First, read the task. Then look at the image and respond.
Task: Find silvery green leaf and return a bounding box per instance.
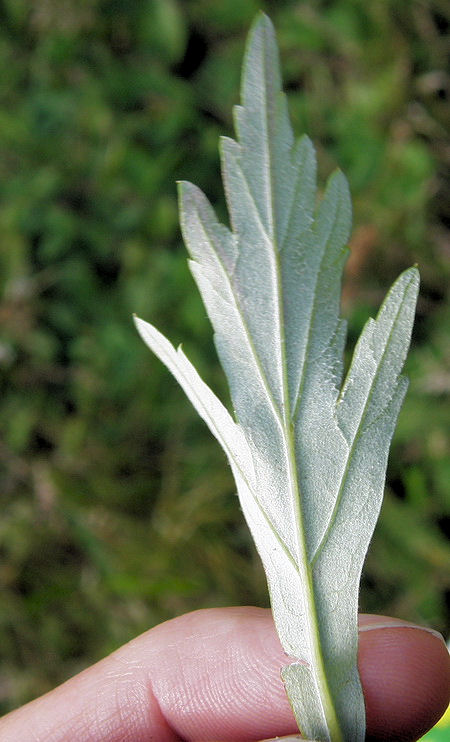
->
[135,13,419,742]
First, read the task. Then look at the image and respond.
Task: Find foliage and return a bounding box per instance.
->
[137,15,419,739]
[0,0,449,715]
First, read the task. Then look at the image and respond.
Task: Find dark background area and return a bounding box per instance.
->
[0,0,449,715]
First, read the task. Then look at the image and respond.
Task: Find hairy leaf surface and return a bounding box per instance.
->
[135,13,419,742]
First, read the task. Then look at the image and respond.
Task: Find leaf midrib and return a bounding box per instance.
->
[258,26,344,737]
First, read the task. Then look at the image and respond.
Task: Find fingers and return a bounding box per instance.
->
[0,607,448,742]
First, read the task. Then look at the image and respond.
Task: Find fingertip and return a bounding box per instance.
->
[359,620,450,741]
[150,609,450,741]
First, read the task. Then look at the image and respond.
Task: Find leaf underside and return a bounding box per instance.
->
[135,13,419,742]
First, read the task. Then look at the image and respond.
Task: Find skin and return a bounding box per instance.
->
[0,607,448,742]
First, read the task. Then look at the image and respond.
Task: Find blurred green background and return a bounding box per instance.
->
[0,0,449,723]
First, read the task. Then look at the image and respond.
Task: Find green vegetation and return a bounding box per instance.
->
[0,0,448,715]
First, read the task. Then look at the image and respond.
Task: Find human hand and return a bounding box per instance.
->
[0,607,448,741]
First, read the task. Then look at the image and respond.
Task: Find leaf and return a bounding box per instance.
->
[134,13,419,742]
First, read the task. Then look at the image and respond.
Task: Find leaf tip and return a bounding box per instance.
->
[328,167,350,195]
[400,265,420,294]
[133,314,145,336]
[410,264,420,280]
[243,12,279,90]
[177,180,205,224]
[248,11,277,56]
[176,179,190,197]
[250,10,274,34]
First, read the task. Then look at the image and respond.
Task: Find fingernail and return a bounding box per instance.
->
[359,621,446,644]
